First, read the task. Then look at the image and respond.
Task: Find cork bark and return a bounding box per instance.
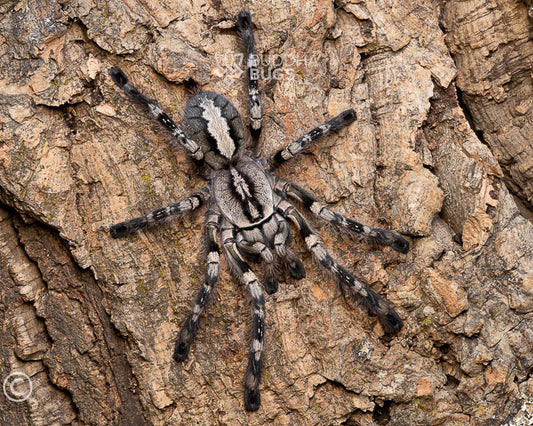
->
[1,0,531,425]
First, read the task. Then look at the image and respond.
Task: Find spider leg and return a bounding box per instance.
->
[274,178,409,253]
[237,8,262,141]
[221,221,265,411]
[110,187,209,238]
[276,196,403,334]
[272,214,306,280]
[174,210,221,361]
[236,232,278,294]
[108,66,204,161]
[263,109,357,168]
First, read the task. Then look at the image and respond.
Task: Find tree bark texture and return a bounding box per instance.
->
[0,0,531,425]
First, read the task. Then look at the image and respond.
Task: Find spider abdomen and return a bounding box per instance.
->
[212,160,274,228]
[183,91,246,168]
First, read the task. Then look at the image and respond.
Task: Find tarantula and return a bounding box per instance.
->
[108,9,408,411]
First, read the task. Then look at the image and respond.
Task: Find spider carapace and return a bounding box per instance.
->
[108,9,409,412]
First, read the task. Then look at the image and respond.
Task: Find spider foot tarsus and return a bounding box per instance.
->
[334,108,357,128]
[376,230,410,254]
[109,223,127,239]
[391,235,409,254]
[108,66,129,88]
[173,339,191,362]
[244,354,263,411]
[244,386,261,412]
[173,317,196,361]
[110,218,146,238]
[343,218,410,254]
[361,286,403,334]
[287,257,306,280]
[335,263,403,334]
[263,274,279,295]
[237,7,252,30]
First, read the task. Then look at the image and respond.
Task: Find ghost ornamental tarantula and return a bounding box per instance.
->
[108,9,409,411]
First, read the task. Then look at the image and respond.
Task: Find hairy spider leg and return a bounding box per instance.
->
[174,210,221,361]
[274,179,410,254]
[235,213,306,295]
[110,187,209,238]
[235,230,279,294]
[237,8,262,140]
[108,67,204,161]
[271,214,306,281]
[221,221,265,412]
[275,196,403,334]
[265,108,357,168]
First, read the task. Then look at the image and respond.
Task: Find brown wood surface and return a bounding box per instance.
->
[0,1,531,424]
